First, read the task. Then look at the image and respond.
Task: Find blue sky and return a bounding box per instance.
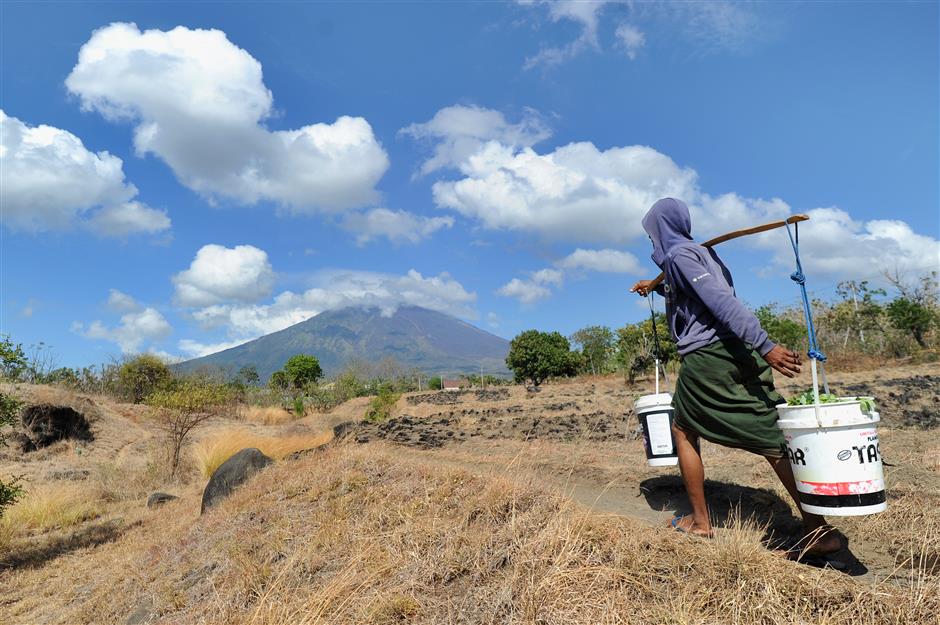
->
[1,0,938,370]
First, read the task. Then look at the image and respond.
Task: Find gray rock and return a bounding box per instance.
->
[48,468,91,480]
[284,443,330,461]
[147,492,178,508]
[125,599,153,625]
[332,420,358,439]
[200,448,273,514]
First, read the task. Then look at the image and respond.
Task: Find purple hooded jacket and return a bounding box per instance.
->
[642,198,775,357]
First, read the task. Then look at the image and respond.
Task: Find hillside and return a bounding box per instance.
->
[177,306,511,380]
[1,365,938,623]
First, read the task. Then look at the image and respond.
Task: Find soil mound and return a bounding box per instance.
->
[838,374,940,428]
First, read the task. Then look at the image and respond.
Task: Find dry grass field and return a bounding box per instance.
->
[0,363,938,624]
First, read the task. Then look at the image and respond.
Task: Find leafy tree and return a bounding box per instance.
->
[269,370,289,391]
[236,365,260,386]
[886,298,935,348]
[505,330,579,387]
[0,335,28,381]
[882,271,938,349]
[570,325,615,375]
[42,367,81,387]
[615,313,676,383]
[0,392,25,516]
[427,376,443,390]
[283,354,323,390]
[825,281,886,349]
[147,380,232,477]
[118,354,172,403]
[755,305,807,351]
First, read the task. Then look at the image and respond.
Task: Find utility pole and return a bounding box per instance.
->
[480,364,484,389]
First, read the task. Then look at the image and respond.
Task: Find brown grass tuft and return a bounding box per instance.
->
[192,428,333,478]
[237,405,294,426]
[1,484,103,536]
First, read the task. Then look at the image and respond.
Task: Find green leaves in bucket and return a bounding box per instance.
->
[786,389,877,413]
[787,390,842,406]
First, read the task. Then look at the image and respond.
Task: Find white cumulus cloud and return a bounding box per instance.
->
[557,248,642,274]
[87,200,171,237]
[496,267,564,305]
[756,208,940,279]
[0,110,169,236]
[430,140,699,243]
[75,306,172,353]
[531,268,565,286]
[496,278,553,305]
[65,22,389,213]
[178,338,251,358]
[188,269,477,341]
[401,104,551,175]
[413,104,939,284]
[173,244,276,307]
[341,208,454,245]
[498,249,642,306]
[107,289,140,312]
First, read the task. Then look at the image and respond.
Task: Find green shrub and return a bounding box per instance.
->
[118,354,172,403]
[0,392,24,516]
[755,305,807,351]
[365,385,400,423]
[0,335,28,381]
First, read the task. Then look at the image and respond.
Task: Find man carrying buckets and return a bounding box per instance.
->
[631,198,843,556]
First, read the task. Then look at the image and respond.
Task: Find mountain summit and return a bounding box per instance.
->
[177,306,510,380]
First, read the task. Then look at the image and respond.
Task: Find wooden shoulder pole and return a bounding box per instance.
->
[646,214,809,290]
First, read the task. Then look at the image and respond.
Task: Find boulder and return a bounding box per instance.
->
[200,448,272,514]
[147,492,178,508]
[20,404,93,450]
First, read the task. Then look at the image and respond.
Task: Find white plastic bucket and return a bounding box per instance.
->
[635,393,678,467]
[776,398,886,516]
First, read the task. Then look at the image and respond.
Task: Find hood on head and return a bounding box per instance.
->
[642,198,693,268]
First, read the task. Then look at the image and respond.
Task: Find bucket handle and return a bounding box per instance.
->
[810,358,823,429]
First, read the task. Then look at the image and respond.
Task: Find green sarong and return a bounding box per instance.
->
[673,339,787,457]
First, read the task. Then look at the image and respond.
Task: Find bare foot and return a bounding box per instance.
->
[669,515,714,538]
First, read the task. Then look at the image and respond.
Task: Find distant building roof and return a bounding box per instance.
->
[442,379,469,389]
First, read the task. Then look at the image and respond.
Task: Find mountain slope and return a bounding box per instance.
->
[177,306,510,380]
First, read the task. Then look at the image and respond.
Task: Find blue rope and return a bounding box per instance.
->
[784,221,826,362]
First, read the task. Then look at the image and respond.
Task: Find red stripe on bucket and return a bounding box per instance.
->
[801,480,882,496]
